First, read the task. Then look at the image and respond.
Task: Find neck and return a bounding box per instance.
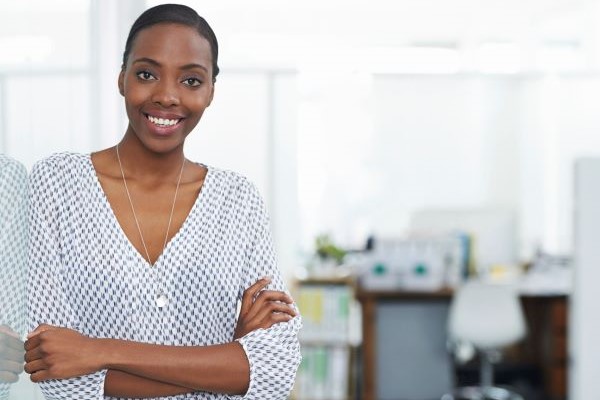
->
[116,130,185,181]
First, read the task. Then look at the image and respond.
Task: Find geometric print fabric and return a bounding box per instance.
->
[0,155,28,400]
[27,152,302,400]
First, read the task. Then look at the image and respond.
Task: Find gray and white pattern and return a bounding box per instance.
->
[27,152,302,400]
[0,155,28,399]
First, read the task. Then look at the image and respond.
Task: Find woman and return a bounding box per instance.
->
[24,4,301,399]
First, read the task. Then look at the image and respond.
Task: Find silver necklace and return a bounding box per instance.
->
[116,144,186,308]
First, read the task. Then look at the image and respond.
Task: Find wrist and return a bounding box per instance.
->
[94,338,118,370]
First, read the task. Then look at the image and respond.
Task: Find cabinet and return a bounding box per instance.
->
[356,289,568,400]
[521,295,568,400]
[293,278,360,400]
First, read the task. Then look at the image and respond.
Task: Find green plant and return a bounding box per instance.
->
[315,234,346,264]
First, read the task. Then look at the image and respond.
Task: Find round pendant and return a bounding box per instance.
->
[156,293,169,308]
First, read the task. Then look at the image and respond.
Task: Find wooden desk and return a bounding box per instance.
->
[357,289,568,400]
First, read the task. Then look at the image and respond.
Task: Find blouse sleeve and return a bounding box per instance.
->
[27,159,107,400]
[0,158,28,400]
[231,183,302,400]
[0,158,27,335]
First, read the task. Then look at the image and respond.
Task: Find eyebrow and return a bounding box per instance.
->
[132,57,209,72]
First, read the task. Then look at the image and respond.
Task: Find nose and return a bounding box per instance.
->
[151,78,180,107]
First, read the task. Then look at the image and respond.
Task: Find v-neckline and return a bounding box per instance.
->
[85,154,210,268]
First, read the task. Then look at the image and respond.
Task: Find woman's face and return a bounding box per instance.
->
[118,23,215,153]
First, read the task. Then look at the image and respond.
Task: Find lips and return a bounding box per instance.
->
[140,111,186,137]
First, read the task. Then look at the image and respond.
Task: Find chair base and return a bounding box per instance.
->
[441,386,524,400]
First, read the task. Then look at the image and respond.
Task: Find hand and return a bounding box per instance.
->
[24,324,102,382]
[0,325,24,383]
[233,277,297,340]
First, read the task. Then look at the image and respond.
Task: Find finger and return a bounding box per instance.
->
[245,290,293,321]
[268,312,295,325]
[254,302,297,324]
[24,359,46,375]
[0,371,18,384]
[30,370,49,383]
[0,360,24,375]
[24,335,41,352]
[258,311,295,330]
[244,301,295,329]
[240,277,271,316]
[24,347,43,363]
[253,290,294,309]
[255,290,294,304]
[27,324,54,339]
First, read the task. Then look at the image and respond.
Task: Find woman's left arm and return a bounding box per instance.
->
[228,183,302,399]
[24,325,251,395]
[24,275,298,397]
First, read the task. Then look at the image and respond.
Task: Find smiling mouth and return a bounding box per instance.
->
[145,113,183,127]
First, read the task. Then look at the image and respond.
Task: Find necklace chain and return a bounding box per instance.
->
[116,144,186,266]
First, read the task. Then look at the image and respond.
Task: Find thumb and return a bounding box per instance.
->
[27,324,54,339]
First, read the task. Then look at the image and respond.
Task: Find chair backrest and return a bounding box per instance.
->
[448,280,526,349]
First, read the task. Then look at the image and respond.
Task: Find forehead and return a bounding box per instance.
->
[128,23,212,67]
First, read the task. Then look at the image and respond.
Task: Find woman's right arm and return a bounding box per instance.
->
[104,371,191,397]
[27,160,110,399]
[31,277,292,398]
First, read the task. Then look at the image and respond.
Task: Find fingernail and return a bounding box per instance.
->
[261,276,272,282]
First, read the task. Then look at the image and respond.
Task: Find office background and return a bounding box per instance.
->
[3,0,600,398]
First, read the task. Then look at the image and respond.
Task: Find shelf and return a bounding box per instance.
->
[294,278,359,400]
[295,276,355,286]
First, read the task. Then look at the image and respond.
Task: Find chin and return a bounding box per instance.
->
[137,135,185,154]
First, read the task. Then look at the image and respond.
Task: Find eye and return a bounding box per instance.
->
[182,77,202,87]
[136,70,156,81]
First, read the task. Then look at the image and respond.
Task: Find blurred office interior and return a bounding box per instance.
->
[2,0,600,399]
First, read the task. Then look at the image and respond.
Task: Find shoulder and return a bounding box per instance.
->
[0,155,27,205]
[0,154,27,184]
[205,165,263,201]
[31,152,87,172]
[203,166,268,224]
[31,152,88,176]
[29,152,89,191]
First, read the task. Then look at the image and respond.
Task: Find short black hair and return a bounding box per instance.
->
[122,3,219,82]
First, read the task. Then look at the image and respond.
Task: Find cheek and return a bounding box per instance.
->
[188,91,212,109]
[123,76,150,105]
[186,94,211,117]
[123,85,146,107]
[123,97,141,122]
[123,91,149,122]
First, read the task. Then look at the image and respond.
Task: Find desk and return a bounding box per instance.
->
[357,289,568,400]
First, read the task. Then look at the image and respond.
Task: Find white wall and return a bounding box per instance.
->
[519,75,600,255]
[371,74,520,230]
[4,74,92,168]
[296,72,600,262]
[296,74,522,252]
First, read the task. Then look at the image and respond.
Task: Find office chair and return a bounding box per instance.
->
[442,280,526,400]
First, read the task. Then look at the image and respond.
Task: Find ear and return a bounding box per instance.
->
[118,68,125,97]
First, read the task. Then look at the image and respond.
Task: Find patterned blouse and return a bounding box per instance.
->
[27,153,302,400]
[0,155,27,400]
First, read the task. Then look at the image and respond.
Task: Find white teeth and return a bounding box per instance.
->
[147,115,179,126]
